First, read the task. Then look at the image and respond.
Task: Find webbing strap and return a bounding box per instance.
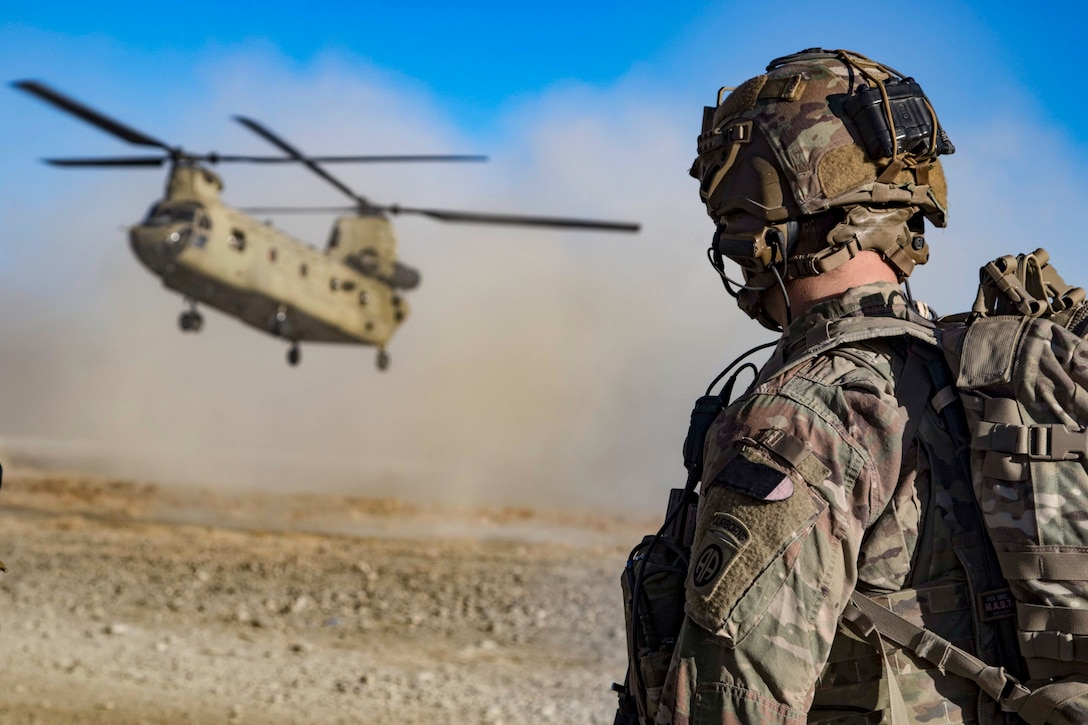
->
[1018,602,1088,635]
[999,551,1088,583]
[700,121,752,203]
[848,593,1034,711]
[1020,631,1088,663]
[930,385,959,415]
[840,597,911,725]
[849,592,1088,724]
[783,239,863,280]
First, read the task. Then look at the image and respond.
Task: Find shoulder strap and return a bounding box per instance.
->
[847,592,1088,725]
[758,313,940,385]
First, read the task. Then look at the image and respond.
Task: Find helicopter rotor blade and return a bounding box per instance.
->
[233,116,365,206]
[13,80,175,152]
[385,205,641,233]
[310,154,487,163]
[43,155,169,167]
[216,154,487,163]
[238,202,640,231]
[39,153,486,167]
[239,206,358,214]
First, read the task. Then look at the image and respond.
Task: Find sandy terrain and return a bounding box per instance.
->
[0,468,653,724]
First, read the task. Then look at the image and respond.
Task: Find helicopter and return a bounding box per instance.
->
[13,80,640,369]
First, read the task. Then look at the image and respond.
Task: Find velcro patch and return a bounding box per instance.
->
[979,588,1016,621]
[711,452,794,501]
[685,484,825,639]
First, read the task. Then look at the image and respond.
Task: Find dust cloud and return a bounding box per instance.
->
[0,51,733,516]
[2,48,1085,516]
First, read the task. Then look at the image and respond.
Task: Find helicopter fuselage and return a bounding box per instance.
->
[128,164,410,348]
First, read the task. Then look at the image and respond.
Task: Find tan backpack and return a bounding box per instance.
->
[823,249,1088,724]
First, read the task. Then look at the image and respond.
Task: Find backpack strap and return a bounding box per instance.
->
[758,312,940,386]
[848,592,1088,725]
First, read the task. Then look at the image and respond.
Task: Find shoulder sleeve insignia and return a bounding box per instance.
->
[691,513,750,590]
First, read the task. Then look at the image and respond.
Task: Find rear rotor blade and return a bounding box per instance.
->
[387,205,641,232]
[233,116,364,205]
[13,80,174,151]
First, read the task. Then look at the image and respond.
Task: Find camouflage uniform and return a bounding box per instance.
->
[657,282,1023,724]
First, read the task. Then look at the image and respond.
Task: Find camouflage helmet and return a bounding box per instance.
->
[692,48,954,326]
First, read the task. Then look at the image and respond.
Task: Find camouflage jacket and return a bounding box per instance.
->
[657,282,1023,725]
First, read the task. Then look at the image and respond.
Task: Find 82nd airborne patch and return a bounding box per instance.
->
[691,513,751,596]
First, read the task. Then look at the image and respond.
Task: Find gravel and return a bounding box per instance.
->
[0,471,648,724]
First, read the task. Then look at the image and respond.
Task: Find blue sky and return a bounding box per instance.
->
[1,2,1081,136]
[0,2,1084,511]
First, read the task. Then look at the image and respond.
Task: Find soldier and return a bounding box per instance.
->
[656,49,1026,723]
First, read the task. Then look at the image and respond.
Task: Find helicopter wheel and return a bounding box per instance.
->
[287,343,301,367]
[179,310,203,333]
[376,349,390,371]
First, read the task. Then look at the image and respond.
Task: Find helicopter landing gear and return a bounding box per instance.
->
[376,348,390,371]
[270,305,289,338]
[287,342,301,367]
[179,308,203,332]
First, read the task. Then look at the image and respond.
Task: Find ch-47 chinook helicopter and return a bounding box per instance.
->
[14,81,640,369]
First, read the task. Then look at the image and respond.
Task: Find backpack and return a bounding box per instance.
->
[865,249,1088,723]
[615,249,1088,725]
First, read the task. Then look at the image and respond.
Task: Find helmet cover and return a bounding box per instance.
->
[692,48,954,326]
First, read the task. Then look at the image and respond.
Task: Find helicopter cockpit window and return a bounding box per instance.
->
[144,203,196,226]
[228,229,247,252]
[143,202,208,232]
[192,209,210,247]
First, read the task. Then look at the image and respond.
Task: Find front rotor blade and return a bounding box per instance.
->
[214,154,487,164]
[388,205,641,232]
[306,154,487,163]
[44,155,167,167]
[233,116,363,205]
[13,80,173,151]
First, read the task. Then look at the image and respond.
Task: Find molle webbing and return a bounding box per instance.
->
[1001,553,1088,582]
[952,255,1088,688]
[972,248,1086,319]
[1017,602,1088,678]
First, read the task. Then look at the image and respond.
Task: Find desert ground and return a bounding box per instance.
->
[0,467,653,724]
